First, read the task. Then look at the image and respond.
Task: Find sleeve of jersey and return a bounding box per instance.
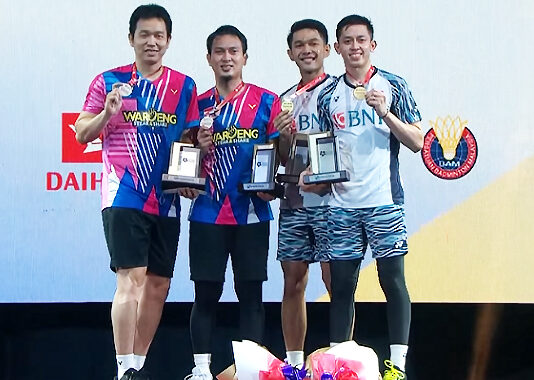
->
[317,84,335,132]
[267,95,281,140]
[390,78,422,124]
[82,74,106,114]
[184,78,200,129]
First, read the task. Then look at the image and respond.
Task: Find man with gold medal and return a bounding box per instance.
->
[317,14,424,380]
[274,19,334,371]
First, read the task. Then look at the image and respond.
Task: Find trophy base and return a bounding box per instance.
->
[162,174,206,193]
[303,170,350,185]
[276,173,300,184]
[239,182,285,199]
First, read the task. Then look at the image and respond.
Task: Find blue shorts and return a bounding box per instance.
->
[327,204,408,260]
[277,206,329,263]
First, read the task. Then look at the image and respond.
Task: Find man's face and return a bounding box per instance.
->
[287,28,330,75]
[207,34,247,81]
[334,24,376,69]
[129,18,170,65]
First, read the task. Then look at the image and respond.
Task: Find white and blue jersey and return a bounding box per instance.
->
[317,68,421,209]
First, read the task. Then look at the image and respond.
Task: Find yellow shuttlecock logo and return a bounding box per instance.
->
[430,116,467,160]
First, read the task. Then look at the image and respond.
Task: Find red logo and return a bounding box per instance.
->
[332,112,346,129]
[62,113,102,163]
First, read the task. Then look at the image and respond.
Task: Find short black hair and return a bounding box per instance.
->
[129,4,172,37]
[206,25,248,54]
[287,19,328,48]
[336,14,374,41]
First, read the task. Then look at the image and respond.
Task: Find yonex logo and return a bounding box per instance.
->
[394,240,405,249]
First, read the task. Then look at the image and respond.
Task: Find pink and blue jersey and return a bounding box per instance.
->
[189,84,280,225]
[83,64,199,217]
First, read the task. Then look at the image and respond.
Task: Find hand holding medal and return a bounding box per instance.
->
[365,89,388,118]
[279,73,328,135]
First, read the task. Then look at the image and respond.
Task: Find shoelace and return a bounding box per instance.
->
[383,360,405,380]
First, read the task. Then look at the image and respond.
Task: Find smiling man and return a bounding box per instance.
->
[185,25,280,380]
[318,14,423,380]
[75,4,199,380]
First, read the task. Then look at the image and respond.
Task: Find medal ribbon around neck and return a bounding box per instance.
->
[206,81,246,118]
[116,62,162,97]
[281,72,327,113]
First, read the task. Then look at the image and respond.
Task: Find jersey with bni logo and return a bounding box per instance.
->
[82,64,199,217]
[279,74,334,210]
[188,83,280,225]
[318,68,421,209]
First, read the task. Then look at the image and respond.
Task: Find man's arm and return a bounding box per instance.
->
[366,89,423,152]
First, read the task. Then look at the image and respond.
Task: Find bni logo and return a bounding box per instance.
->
[61,113,102,163]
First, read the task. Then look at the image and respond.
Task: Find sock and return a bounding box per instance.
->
[133,354,146,371]
[286,351,304,367]
[329,342,340,347]
[116,354,135,378]
[390,344,408,371]
[194,353,212,370]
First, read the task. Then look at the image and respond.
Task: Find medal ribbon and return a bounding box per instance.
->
[129,62,138,86]
[289,72,327,100]
[205,81,246,117]
[128,62,163,87]
[345,65,375,87]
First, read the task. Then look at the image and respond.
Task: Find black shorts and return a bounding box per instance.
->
[102,207,180,278]
[189,221,269,282]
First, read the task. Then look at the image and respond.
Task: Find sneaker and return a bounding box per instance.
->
[114,368,138,380]
[382,360,406,380]
[184,366,213,380]
[134,368,152,380]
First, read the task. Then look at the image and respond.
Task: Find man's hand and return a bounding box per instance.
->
[365,89,388,118]
[104,88,123,118]
[273,110,294,138]
[298,167,331,196]
[197,126,213,154]
[179,187,199,199]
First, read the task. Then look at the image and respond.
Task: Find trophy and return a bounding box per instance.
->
[303,132,349,184]
[276,133,309,184]
[162,142,206,192]
[240,143,284,198]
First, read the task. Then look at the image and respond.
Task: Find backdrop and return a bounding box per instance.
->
[1,0,533,302]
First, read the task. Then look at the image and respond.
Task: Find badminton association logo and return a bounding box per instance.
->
[421,116,477,180]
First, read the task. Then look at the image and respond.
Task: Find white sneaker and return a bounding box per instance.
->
[184,366,213,380]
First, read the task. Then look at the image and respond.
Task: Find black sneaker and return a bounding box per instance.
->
[114,368,139,380]
[134,368,152,380]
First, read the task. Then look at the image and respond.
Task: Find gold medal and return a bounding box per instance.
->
[353,86,366,100]
[281,98,294,113]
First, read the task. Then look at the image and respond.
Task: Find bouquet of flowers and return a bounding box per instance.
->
[308,341,380,380]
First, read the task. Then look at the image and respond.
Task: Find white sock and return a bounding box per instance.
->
[194,353,211,370]
[329,342,340,347]
[133,354,146,370]
[116,354,135,378]
[286,351,304,367]
[389,344,408,371]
